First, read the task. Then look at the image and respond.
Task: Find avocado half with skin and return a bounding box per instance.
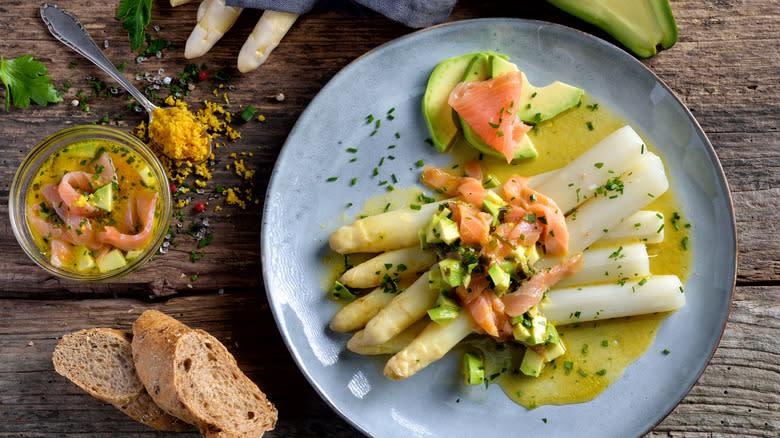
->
[422,51,584,162]
[547,0,678,58]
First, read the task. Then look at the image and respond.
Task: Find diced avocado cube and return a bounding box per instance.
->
[418,228,430,250]
[482,174,501,189]
[482,191,507,226]
[427,266,448,292]
[519,347,546,377]
[462,352,486,385]
[487,263,511,295]
[439,258,464,288]
[330,280,356,301]
[545,323,560,345]
[529,313,549,345]
[125,249,144,260]
[513,323,532,344]
[97,249,127,273]
[137,164,157,188]
[544,338,567,361]
[75,247,96,272]
[434,216,460,245]
[484,190,506,207]
[68,142,98,158]
[427,293,460,324]
[526,244,540,267]
[425,207,455,244]
[88,183,114,212]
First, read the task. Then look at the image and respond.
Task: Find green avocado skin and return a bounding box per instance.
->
[547,0,678,58]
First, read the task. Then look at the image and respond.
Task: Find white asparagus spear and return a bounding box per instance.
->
[338,247,436,289]
[534,125,645,214]
[237,10,298,73]
[358,271,438,346]
[565,152,669,255]
[556,242,650,288]
[601,210,665,244]
[346,319,429,355]
[170,0,193,6]
[384,312,477,380]
[329,202,444,254]
[541,275,686,325]
[329,287,395,333]
[328,170,555,255]
[184,0,243,59]
[382,275,684,380]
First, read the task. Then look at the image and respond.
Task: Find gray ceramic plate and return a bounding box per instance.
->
[262,19,736,437]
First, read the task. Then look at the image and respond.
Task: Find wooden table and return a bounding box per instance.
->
[1,1,777,436]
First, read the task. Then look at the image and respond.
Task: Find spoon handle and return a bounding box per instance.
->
[40,3,156,113]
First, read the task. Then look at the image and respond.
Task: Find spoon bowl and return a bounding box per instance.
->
[40,3,212,162]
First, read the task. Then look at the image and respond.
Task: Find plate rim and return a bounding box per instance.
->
[261,17,737,437]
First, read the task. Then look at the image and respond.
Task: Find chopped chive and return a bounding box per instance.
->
[410,204,421,210]
[594,162,604,169]
[415,159,425,168]
[326,176,338,182]
[350,178,357,186]
[346,147,358,153]
[586,121,594,131]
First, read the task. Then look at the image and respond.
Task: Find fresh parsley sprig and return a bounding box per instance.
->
[115,0,153,52]
[0,55,62,111]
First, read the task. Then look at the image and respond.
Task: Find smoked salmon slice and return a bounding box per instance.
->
[502,254,583,317]
[502,176,569,256]
[448,71,531,163]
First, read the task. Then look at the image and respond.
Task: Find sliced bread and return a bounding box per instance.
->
[132,310,278,437]
[52,328,190,432]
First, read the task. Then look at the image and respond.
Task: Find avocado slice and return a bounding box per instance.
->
[422,52,482,152]
[547,0,678,58]
[490,56,584,124]
[457,54,538,162]
[88,183,114,212]
[423,52,513,152]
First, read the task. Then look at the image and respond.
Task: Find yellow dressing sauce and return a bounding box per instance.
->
[456,95,692,408]
[330,95,692,408]
[25,139,163,274]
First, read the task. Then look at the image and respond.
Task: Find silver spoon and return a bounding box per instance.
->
[40,3,211,162]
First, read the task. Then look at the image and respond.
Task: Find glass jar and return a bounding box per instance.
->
[9,125,172,281]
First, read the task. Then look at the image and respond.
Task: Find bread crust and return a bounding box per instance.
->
[132,310,278,437]
[131,309,198,424]
[52,327,190,432]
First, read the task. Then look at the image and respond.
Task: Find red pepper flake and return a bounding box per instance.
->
[193,202,206,213]
[198,70,208,82]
